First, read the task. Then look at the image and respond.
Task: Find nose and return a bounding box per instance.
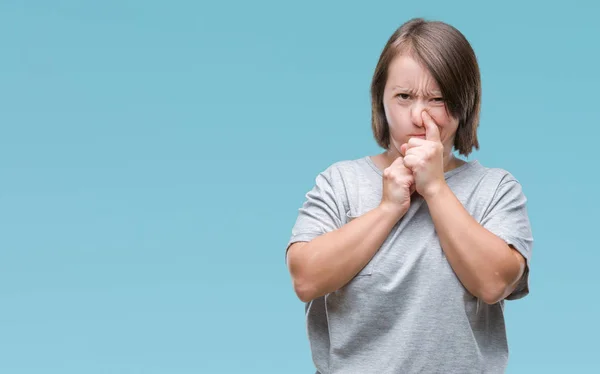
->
[410,102,426,128]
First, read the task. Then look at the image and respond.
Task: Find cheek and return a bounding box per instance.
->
[428,107,452,126]
[428,107,459,133]
[385,104,410,130]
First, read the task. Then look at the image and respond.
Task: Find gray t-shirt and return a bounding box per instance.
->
[286,156,533,374]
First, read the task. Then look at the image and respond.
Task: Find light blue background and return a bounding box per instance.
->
[1,1,598,373]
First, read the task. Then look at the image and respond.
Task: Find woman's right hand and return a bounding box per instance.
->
[380,155,416,217]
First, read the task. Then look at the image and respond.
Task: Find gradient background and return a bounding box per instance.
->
[1,1,598,373]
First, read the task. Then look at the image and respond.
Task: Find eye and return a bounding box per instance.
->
[431,97,445,103]
[397,93,410,100]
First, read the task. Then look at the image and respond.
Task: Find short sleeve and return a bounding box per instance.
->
[285,166,343,263]
[480,179,534,300]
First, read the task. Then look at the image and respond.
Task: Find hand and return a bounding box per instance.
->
[379,155,416,217]
[400,110,446,200]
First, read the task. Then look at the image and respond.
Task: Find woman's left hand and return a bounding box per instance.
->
[400,110,447,200]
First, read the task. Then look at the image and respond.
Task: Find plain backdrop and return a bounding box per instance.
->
[1,1,599,373]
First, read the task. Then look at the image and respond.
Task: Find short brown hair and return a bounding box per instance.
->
[370,18,481,156]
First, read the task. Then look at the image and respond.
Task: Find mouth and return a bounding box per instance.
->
[408,134,426,138]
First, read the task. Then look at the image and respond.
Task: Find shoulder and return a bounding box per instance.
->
[473,162,527,199]
[308,157,377,208]
[479,164,521,186]
[316,156,372,182]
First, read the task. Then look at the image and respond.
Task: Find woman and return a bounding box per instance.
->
[285,18,533,374]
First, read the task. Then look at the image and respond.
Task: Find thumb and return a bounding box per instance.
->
[409,182,416,195]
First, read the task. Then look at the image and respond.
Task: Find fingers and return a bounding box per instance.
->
[391,153,406,167]
[402,137,426,154]
[383,160,414,189]
[408,137,426,147]
[421,110,441,143]
[400,143,407,156]
[395,140,427,172]
[403,154,419,170]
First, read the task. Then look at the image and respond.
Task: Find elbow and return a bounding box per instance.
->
[476,281,508,305]
[477,252,526,305]
[293,277,319,303]
[478,292,504,305]
[287,242,322,302]
[289,258,319,302]
[290,262,323,302]
[288,264,316,302]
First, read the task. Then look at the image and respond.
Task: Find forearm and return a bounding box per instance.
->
[288,205,403,302]
[425,184,525,304]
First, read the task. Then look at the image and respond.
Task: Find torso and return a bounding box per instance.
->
[303,155,514,374]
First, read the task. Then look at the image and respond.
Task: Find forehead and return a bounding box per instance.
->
[386,54,440,91]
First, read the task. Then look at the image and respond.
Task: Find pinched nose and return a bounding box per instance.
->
[410,102,426,127]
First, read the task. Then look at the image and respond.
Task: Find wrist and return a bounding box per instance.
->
[377,202,408,223]
[422,180,449,202]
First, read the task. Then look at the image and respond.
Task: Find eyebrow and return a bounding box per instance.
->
[392,86,442,96]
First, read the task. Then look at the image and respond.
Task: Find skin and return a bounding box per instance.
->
[286,53,526,304]
[372,53,464,180]
[373,54,526,304]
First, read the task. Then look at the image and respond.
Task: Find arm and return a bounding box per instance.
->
[287,204,403,302]
[402,110,530,304]
[425,184,526,304]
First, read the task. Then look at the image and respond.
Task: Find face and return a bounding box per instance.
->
[382,54,459,157]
